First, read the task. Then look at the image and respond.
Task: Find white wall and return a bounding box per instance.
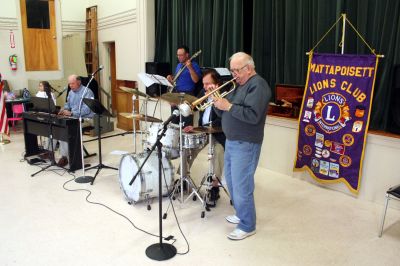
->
[87,0,136,18]
[261,116,400,208]
[59,0,86,21]
[0,0,17,17]
[0,0,24,90]
[0,0,64,91]
[97,0,154,93]
[0,0,153,96]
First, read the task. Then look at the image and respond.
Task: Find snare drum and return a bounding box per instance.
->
[146,123,180,158]
[119,151,174,203]
[182,132,207,149]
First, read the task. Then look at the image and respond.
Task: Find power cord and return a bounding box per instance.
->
[61,171,190,250]
[23,141,190,255]
[162,162,190,255]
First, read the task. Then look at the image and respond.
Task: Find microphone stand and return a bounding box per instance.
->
[128,119,177,261]
[75,75,96,184]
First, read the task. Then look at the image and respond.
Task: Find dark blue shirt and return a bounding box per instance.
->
[174,61,202,93]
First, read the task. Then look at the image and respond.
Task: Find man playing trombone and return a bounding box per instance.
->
[167,45,202,95]
[213,52,271,240]
[166,45,202,128]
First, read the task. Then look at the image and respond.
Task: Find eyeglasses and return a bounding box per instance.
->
[230,64,248,74]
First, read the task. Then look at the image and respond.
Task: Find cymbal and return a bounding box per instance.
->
[160,92,198,105]
[119,112,162,123]
[191,126,222,134]
[119,86,150,98]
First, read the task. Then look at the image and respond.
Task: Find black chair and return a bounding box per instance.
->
[379,184,400,237]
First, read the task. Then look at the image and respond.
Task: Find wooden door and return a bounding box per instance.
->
[110,43,117,113]
[20,0,58,70]
[109,43,139,131]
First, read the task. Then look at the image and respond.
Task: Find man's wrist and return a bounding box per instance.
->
[227,103,233,111]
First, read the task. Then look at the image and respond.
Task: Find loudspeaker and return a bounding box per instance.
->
[387,64,400,134]
[145,62,171,97]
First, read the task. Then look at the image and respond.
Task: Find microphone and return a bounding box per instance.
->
[178,102,192,117]
[58,87,68,97]
[91,65,104,76]
[162,109,180,127]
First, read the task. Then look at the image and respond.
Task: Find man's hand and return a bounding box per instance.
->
[183,126,193,133]
[59,109,72,116]
[186,59,199,83]
[213,97,232,111]
[167,75,174,83]
[185,60,192,69]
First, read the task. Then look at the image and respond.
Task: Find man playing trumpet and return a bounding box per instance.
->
[213,52,271,240]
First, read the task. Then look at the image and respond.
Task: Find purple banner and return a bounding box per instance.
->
[294,53,379,194]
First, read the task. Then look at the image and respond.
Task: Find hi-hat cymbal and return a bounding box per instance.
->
[119,112,162,123]
[119,86,150,98]
[160,92,198,105]
[191,126,222,134]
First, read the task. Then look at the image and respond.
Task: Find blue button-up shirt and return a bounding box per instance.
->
[64,85,95,118]
[174,61,202,93]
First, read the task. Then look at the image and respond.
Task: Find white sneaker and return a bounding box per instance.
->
[225,215,240,224]
[227,228,256,240]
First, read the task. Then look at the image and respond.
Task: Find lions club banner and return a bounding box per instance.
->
[294,53,379,194]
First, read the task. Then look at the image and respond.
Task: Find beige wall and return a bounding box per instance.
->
[261,116,400,208]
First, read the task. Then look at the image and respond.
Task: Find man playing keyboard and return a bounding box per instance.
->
[57,74,94,167]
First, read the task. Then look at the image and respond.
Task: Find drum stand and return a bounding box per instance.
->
[132,94,138,154]
[196,131,230,211]
[163,95,206,219]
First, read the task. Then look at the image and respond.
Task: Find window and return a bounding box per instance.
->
[26,0,50,29]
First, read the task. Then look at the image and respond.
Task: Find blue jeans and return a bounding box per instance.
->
[224,139,262,232]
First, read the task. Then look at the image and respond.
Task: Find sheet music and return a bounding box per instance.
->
[214,68,231,76]
[138,73,173,87]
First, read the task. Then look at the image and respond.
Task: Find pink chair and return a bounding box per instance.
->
[7,103,24,132]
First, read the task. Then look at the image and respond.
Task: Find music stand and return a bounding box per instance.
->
[79,98,117,184]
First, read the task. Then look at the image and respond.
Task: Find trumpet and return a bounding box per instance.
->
[179,77,237,115]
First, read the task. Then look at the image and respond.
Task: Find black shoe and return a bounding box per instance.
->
[57,156,68,167]
[39,151,54,160]
[175,179,188,192]
[210,187,220,201]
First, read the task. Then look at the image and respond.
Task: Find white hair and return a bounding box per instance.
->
[229,52,255,69]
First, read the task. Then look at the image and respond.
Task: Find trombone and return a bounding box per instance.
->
[179,77,237,115]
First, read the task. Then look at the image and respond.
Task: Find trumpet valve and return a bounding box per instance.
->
[213,91,221,98]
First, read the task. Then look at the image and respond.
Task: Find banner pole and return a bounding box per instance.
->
[341,13,346,54]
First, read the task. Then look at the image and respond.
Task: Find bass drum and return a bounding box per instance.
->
[146,123,180,159]
[119,152,174,203]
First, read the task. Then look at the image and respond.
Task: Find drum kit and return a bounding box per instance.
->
[117,87,225,215]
